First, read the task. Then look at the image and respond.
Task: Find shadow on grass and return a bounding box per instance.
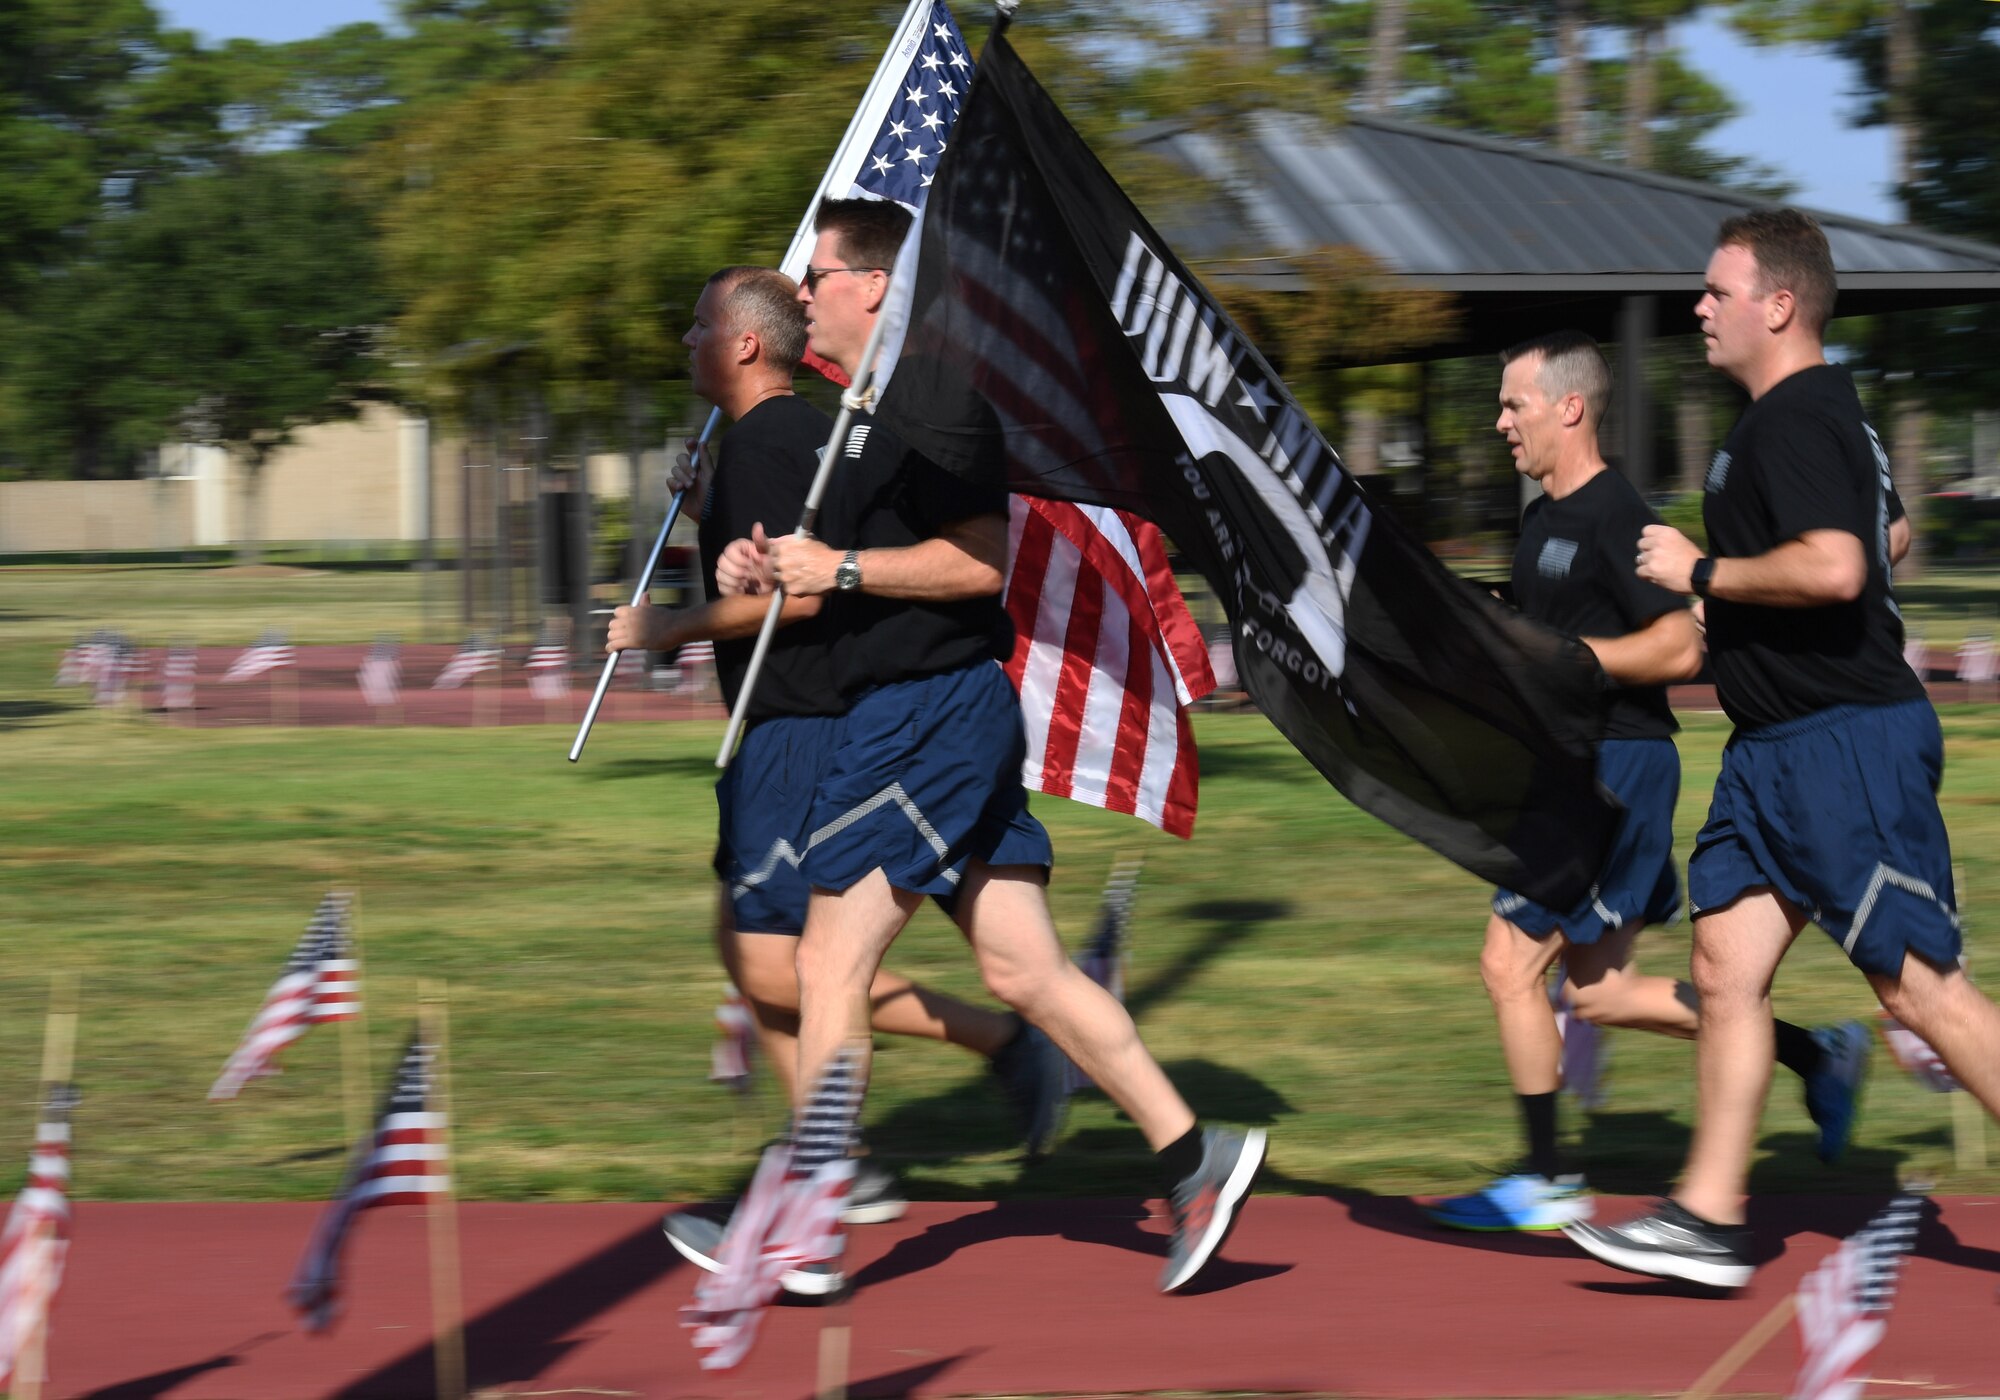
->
[0,699,71,730]
[1195,742,1312,783]
[1125,898,1290,1020]
[329,1218,683,1398]
[579,754,727,783]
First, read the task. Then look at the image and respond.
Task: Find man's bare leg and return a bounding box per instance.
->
[1677,888,1805,1226]
[792,871,922,1111]
[1872,953,2000,1120]
[954,861,1193,1149]
[1480,914,1567,1096]
[1562,927,1701,1038]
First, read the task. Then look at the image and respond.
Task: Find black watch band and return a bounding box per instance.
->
[1690,557,1715,598]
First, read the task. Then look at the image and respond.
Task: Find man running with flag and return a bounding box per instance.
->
[724,195,1264,1293]
[611,264,1067,1258]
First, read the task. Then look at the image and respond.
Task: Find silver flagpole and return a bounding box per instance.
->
[713,306,902,769]
[566,407,722,762]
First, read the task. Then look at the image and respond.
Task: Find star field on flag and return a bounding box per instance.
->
[849,0,971,209]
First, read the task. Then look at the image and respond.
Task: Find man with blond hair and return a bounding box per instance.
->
[1568,209,1996,1288]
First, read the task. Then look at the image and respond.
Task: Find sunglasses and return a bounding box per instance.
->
[802,265,887,293]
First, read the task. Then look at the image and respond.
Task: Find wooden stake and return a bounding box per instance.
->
[337,890,372,1153]
[814,1314,850,1400]
[15,972,79,1400]
[418,982,466,1400]
[1678,1294,1795,1400]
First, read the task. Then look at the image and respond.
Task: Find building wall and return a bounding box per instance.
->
[0,478,195,553]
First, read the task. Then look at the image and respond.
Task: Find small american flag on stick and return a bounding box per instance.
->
[710,986,756,1092]
[1064,856,1143,1093]
[162,644,197,711]
[223,631,294,684]
[0,1083,77,1394]
[683,1045,865,1371]
[1878,1012,1960,1094]
[287,1026,448,1332]
[432,637,502,690]
[210,894,360,1101]
[1790,1193,1925,1400]
[357,637,402,709]
[526,633,571,703]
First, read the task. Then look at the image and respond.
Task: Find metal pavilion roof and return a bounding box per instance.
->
[1132,110,2000,355]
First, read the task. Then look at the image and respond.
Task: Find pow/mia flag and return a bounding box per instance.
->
[869,34,1617,906]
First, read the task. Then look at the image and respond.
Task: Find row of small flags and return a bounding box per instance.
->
[56,631,716,710]
[1905,633,1998,685]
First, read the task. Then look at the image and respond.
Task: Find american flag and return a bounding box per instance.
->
[683,1045,865,1371]
[357,637,401,709]
[771,0,971,286]
[431,637,502,690]
[1005,500,1211,837]
[1878,1012,1960,1093]
[710,985,756,1092]
[53,635,91,687]
[1958,635,1996,686]
[162,644,197,711]
[1902,633,1927,678]
[1064,856,1143,1093]
[1551,960,1608,1108]
[1790,1193,1925,1400]
[0,1083,76,1393]
[95,636,145,706]
[210,893,361,1101]
[525,635,571,703]
[287,1026,448,1332]
[223,631,294,684]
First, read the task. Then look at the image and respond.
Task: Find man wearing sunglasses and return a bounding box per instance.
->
[610,265,1068,1288]
[716,197,1266,1294]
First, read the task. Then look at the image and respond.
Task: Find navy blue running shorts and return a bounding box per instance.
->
[1688,699,1962,977]
[714,713,847,936]
[802,661,1053,900]
[1493,736,1682,944]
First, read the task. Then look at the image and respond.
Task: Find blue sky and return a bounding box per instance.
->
[158,0,1899,224]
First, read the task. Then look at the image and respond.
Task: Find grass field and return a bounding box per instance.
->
[5,563,2000,1207]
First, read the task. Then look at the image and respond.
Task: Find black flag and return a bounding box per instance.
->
[869,34,1618,907]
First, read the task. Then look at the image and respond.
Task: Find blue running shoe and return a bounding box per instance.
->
[1804,1019,1870,1164]
[1425,1173,1594,1232]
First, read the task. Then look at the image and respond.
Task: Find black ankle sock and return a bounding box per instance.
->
[1774,1019,1821,1078]
[1519,1091,1560,1179]
[1157,1124,1205,1189]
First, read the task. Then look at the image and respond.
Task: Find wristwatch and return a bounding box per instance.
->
[835,548,862,593]
[1689,557,1716,599]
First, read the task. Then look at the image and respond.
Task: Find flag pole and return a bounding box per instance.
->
[339,890,372,1152]
[418,981,466,1400]
[15,971,79,1400]
[714,310,899,769]
[567,443,704,762]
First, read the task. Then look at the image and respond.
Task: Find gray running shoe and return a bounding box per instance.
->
[990,1018,1068,1158]
[1161,1127,1266,1293]
[843,1156,909,1224]
[1563,1198,1753,1289]
[660,1209,844,1296]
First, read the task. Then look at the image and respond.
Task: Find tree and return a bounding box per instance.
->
[1,154,389,529]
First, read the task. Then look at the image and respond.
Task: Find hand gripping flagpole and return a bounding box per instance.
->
[566,410,720,762]
[713,304,901,769]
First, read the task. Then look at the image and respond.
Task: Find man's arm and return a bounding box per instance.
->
[765,513,1007,601]
[1582,608,1703,686]
[607,592,822,654]
[1635,524,1867,607]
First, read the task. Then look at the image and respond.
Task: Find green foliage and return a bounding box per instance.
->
[1653,490,1708,552]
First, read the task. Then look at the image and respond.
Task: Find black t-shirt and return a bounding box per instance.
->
[810,412,1014,697]
[1702,364,1922,729]
[696,394,844,718]
[1514,468,1682,740]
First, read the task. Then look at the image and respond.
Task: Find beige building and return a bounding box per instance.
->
[0,406,652,555]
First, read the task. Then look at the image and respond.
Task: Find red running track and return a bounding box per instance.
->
[45,1195,2000,1398]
